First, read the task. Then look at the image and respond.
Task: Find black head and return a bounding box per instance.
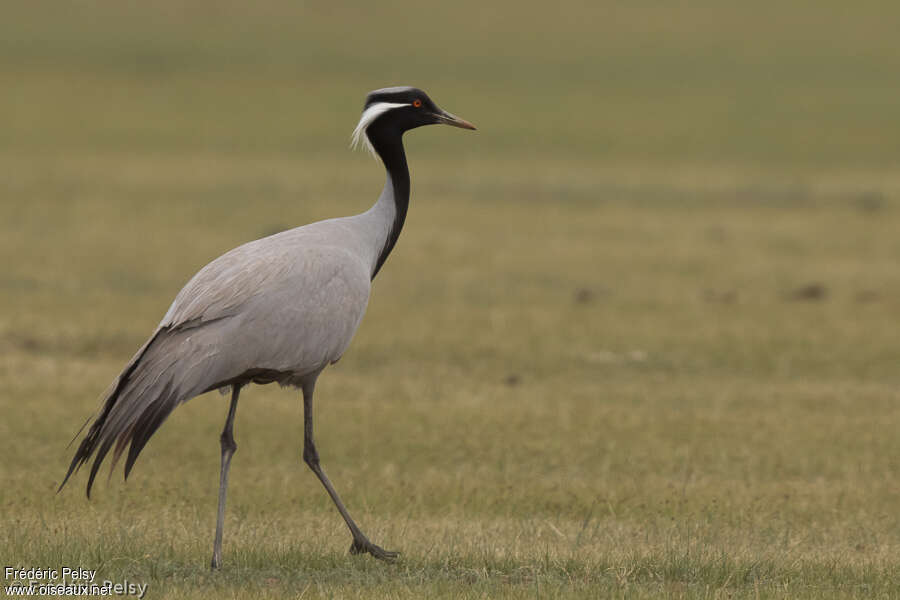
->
[352,86,475,155]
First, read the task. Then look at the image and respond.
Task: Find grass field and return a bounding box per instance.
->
[2,1,900,598]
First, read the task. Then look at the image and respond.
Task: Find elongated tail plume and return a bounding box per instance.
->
[59,327,200,496]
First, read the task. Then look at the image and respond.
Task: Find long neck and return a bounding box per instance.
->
[368,127,410,279]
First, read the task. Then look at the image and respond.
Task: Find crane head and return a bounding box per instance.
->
[351,86,475,156]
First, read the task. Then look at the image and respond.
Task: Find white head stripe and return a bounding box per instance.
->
[350,102,410,156]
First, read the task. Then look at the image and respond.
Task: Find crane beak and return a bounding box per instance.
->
[434,110,477,130]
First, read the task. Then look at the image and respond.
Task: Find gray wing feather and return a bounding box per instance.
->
[61,222,374,496]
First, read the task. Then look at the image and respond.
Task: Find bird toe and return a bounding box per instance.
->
[349,539,399,562]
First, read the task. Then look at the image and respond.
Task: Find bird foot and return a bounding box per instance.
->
[349,538,399,562]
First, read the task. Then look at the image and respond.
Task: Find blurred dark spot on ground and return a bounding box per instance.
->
[575,287,606,304]
[702,289,737,303]
[788,283,827,301]
[504,374,521,386]
[854,290,880,303]
[5,333,42,352]
[853,191,886,213]
[574,288,594,304]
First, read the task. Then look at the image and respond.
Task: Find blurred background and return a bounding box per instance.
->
[2,1,899,598]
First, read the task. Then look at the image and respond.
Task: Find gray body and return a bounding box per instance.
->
[141,179,396,399]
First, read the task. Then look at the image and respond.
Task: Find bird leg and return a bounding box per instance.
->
[301,378,398,561]
[211,385,241,570]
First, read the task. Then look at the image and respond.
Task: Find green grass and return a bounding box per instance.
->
[2,1,900,598]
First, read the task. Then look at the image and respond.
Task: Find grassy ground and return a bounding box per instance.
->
[2,2,900,598]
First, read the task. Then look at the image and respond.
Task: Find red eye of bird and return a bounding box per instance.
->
[413,99,422,108]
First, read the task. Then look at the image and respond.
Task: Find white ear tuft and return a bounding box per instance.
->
[350,102,410,157]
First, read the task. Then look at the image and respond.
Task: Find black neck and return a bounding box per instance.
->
[368,123,410,279]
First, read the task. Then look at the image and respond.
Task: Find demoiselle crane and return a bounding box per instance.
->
[59,87,476,567]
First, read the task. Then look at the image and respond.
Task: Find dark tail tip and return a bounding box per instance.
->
[58,434,94,495]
